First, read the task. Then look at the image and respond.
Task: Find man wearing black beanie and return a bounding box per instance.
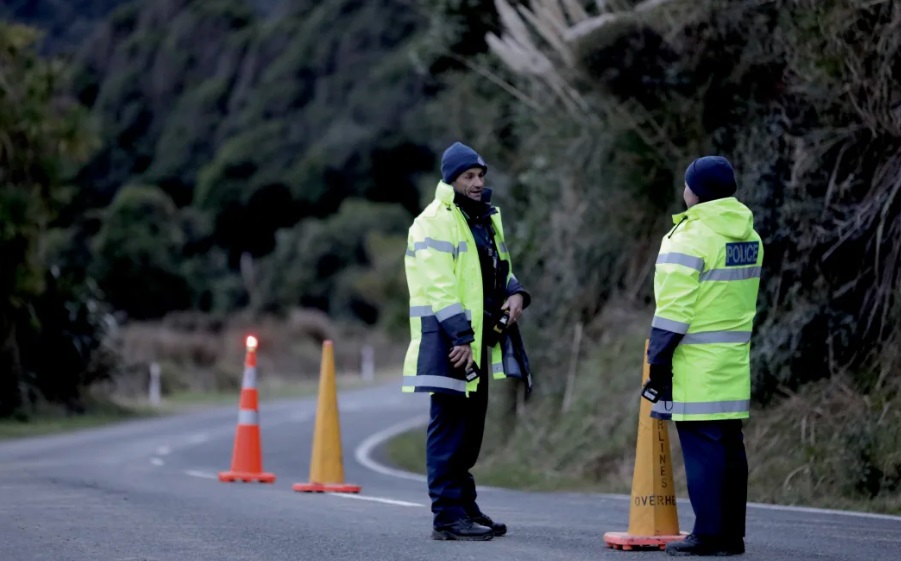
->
[403,141,533,541]
[641,155,764,556]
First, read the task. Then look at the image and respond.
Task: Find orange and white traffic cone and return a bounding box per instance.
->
[293,340,361,493]
[219,335,276,484]
[603,339,686,550]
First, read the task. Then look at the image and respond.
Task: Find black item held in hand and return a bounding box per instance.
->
[641,379,660,403]
[493,312,510,334]
[464,362,479,382]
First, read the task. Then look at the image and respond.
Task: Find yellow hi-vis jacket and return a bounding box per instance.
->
[650,197,763,421]
[402,181,522,396]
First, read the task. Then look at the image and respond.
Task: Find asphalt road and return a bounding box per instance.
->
[1,382,899,561]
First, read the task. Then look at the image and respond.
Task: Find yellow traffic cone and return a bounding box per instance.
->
[292,340,361,493]
[603,339,686,550]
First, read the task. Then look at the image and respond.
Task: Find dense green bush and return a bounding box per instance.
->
[91,185,191,319]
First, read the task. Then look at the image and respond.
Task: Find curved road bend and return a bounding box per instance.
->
[1,382,899,560]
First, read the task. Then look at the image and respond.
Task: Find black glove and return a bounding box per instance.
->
[641,364,673,403]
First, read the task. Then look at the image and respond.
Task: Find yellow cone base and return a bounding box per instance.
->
[603,531,687,551]
[292,482,361,493]
[218,471,276,483]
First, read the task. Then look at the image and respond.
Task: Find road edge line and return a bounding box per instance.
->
[354,415,429,483]
[354,417,901,522]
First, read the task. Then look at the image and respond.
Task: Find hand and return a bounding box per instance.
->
[648,363,673,386]
[641,376,672,404]
[642,364,673,403]
[449,344,473,370]
[501,293,525,325]
[641,379,662,403]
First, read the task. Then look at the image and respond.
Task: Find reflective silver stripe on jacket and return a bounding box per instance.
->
[406,238,468,259]
[699,267,761,282]
[656,252,704,272]
[409,306,472,321]
[402,375,467,392]
[436,303,464,322]
[652,316,690,334]
[652,399,750,416]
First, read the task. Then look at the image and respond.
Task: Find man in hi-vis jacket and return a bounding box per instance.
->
[403,142,532,541]
[641,156,763,557]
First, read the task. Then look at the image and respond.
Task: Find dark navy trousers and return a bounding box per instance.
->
[426,368,489,527]
[675,419,748,540]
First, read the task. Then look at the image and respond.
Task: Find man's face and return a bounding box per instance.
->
[452,167,486,201]
[683,183,699,208]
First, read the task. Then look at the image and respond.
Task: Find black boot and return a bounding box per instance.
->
[432,519,494,541]
[665,534,745,556]
[471,513,507,536]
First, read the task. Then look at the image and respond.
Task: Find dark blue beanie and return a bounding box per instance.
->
[684,156,737,202]
[441,142,487,184]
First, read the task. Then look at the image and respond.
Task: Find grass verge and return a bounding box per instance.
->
[383,304,901,515]
[0,401,159,440]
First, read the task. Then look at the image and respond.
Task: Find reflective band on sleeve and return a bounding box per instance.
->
[422,238,455,254]
[655,399,749,416]
[410,305,471,321]
[652,316,690,334]
[657,252,704,272]
[408,238,469,259]
[241,367,257,389]
[700,267,761,282]
[402,375,467,392]
[410,305,433,317]
[237,409,259,425]
[498,242,508,253]
[436,303,464,322]
[681,331,752,345]
[491,363,504,373]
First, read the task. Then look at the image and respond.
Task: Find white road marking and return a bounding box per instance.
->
[747,501,901,521]
[354,418,901,522]
[187,433,209,445]
[330,493,423,507]
[150,458,164,466]
[354,416,429,483]
[184,470,217,480]
[156,445,171,456]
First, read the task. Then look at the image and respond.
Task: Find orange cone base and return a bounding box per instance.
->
[603,531,688,551]
[218,471,276,483]
[292,482,361,493]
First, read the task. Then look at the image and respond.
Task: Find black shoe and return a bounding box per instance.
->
[431,519,494,541]
[665,534,745,556]
[471,513,507,536]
